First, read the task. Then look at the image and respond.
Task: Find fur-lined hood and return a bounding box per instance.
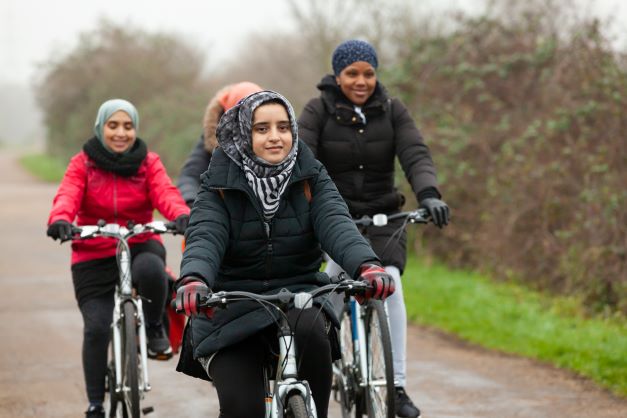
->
[202,82,263,153]
[202,85,230,153]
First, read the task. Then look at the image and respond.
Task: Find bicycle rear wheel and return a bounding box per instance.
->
[332,301,361,417]
[364,300,395,418]
[122,301,140,418]
[285,393,308,418]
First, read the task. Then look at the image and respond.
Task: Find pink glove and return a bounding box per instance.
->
[175,276,213,318]
[355,264,395,304]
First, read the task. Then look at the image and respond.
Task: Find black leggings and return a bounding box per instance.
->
[209,308,332,418]
[77,251,168,404]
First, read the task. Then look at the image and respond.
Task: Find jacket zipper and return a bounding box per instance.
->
[264,221,273,279]
[113,174,118,223]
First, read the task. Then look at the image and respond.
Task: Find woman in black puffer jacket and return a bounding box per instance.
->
[298,39,450,418]
[174,90,395,418]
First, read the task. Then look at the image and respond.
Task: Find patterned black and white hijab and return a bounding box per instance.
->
[216,90,299,221]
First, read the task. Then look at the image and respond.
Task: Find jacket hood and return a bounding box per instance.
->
[202,86,230,153]
[316,74,390,124]
[316,74,388,115]
[203,83,263,153]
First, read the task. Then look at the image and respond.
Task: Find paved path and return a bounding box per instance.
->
[0,150,625,417]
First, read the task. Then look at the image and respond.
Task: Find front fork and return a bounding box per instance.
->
[267,331,318,418]
[350,299,369,387]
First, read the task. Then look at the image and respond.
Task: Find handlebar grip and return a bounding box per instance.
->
[164,221,178,233]
[170,298,184,314]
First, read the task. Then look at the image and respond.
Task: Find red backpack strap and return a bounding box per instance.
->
[303,180,312,203]
[217,189,225,199]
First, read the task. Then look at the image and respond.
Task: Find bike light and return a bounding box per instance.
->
[372,214,388,227]
[294,293,313,309]
[102,223,121,234]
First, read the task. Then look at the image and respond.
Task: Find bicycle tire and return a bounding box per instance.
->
[332,301,361,417]
[364,300,395,418]
[106,360,121,418]
[122,301,140,418]
[285,393,309,418]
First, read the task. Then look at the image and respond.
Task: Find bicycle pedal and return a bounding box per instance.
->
[142,406,154,415]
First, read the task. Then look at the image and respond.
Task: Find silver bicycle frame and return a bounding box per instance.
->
[266,293,318,418]
[110,233,151,394]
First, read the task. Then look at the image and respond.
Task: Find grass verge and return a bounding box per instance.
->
[403,258,627,397]
[19,153,66,182]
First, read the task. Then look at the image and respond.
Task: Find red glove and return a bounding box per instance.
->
[175,276,213,318]
[356,264,395,304]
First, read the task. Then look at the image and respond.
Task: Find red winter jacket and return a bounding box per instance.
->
[48,151,190,265]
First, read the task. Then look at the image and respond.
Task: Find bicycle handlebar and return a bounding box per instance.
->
[353,208,430,227]
[197,279,370,311]
[70,220,178,241]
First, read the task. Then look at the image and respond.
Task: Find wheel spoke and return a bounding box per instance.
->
[366,301,395,418]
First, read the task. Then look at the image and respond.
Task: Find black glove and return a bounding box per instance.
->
[47,220,74,242]
[420,198,450,228]
[174,214,190,235]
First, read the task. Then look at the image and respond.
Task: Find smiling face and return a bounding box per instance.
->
[103,110,136,153]
[335,61,377,106]
[251,102,293,164]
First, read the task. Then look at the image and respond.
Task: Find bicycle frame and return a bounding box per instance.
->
[111,238,151,394]
[267,313,317,417]
[348,299,370,389]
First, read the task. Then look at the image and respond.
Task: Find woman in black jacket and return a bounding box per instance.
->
[174,90,395,418]
[298,39,450,418]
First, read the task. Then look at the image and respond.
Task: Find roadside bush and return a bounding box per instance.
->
[34,21,212,174]
[385,7,627,314]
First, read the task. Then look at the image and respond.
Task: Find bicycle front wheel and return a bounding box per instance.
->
[122,301,140,418]
[285,393,308,418]
[365,300,395,418]
[332,301,361,417]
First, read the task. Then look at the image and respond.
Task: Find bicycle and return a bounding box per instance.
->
[70,220,177,418]
[194,277,372,418]
[332,208,430,418]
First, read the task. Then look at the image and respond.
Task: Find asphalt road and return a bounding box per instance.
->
[0,151,625,418]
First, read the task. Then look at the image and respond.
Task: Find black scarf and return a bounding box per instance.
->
[83,137,147,177]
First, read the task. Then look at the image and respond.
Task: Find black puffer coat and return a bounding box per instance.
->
[298,75,441,271]
[176,88,225,206]
[177,144,378,378]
